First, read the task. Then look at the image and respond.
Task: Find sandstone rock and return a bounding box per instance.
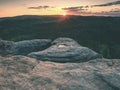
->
[0,39,14,55]
[0,56,120,90]
[0,39,51,55]
[0,39,14,50]
[28,38,102,62]
[97,72,120,90]
[0,56,38,90]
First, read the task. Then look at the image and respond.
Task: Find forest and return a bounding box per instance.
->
[0,15,120,58]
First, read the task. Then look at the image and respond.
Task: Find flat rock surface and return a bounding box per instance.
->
[0,55,120,90]
[28,38,102,62]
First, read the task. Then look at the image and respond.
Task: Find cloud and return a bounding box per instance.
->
[92,8,120,17]
[28,6,54,9]
[109,8,120,12]
[0,0,24,4]
[0,0,15,3]
[111,10,120,12]
[93,0,120,7]
[62,6,89,11]
[62,5,120,16]
[62,6,89,14]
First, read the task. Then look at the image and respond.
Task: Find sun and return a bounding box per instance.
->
[62,13,66,16]
[60,13,68,20]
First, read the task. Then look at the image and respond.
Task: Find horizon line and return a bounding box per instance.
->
[0,14,120,18]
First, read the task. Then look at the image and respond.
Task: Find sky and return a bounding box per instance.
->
[0,0,120,17]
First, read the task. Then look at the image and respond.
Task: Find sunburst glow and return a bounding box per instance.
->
[62,13,66,16]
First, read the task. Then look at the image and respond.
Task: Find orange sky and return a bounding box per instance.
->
[0,0,120,17]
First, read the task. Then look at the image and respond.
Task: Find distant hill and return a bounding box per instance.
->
[0,15,120,58]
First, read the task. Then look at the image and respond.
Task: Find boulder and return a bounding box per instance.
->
[28,38,102,62]
[0,39,14,55]
[0,39,14,50]
[0,39,51,55]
